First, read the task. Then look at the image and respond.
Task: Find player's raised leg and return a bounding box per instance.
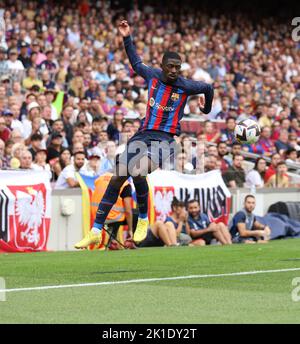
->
[130,152,162,243]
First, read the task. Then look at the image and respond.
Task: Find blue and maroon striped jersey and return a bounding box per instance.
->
[124,36,214,135]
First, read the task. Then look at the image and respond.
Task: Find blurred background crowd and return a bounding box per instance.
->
[0,0,299,189]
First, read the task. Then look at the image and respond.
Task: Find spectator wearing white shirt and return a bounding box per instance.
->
[285,148,299,165]
[32,149,52,180]
[10,129,24,145]
[81,154,101,177]
[7,49,24,71]
[191,62,213,83]
[0,47,8,73]
[19,149,33,170]
[7,104,24,136]
[245,157,267,188]
[98,141,116,175]
[22,101,49,141]
[55,151,86,189]
[67,24,81,48]
[72,98,93,124]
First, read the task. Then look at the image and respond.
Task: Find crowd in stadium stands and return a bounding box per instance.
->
[0,0,299,195]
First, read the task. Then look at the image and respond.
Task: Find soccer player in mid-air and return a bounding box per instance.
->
[75,20,214,249]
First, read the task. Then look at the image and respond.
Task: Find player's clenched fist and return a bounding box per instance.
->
[118,20,130,37]
[198,95,206,110]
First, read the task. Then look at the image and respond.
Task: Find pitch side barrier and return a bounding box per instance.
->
[47,186,300,251]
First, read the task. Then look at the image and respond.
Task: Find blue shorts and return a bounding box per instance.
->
[117,130,176,172]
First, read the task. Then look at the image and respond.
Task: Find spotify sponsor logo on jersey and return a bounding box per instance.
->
[149,97,175,112]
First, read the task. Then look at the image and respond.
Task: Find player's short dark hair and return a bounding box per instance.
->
[162,51,182,65]
[232,142,242,147]
[245,194,255,202]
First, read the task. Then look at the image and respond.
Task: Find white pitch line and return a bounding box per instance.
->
[1,267,300,294]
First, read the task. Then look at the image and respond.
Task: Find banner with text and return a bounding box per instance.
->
[148,170,231,224]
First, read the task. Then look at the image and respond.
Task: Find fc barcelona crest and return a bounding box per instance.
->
[171,93,179,101]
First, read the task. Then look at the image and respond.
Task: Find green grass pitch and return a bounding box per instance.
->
[1,239,300,324]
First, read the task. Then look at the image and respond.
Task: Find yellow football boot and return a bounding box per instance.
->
[133,218,148,243]
[75,230,102,249]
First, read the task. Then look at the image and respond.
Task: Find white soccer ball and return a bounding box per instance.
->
[234,119,261,144]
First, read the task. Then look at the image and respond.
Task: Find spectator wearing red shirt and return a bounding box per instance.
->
[270,120,281,142]
[252,126,276,157]
[0,116,11,142]
[203,121,220,143]
[217,142,229,173]
[79,0,90,16]
[264,153,281,183]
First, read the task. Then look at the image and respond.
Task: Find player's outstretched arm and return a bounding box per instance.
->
[119,20,154,81]
[186,79,214,114]
[197,82,214,114]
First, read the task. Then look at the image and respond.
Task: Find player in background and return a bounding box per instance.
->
[75,20,214,249]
